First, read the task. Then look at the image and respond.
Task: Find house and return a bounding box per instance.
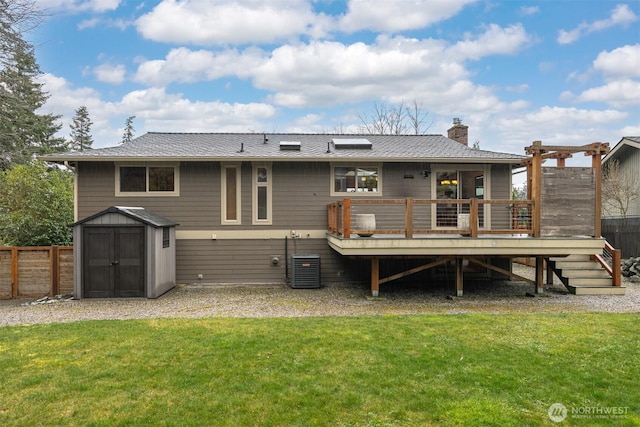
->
[602,136,640,217]
[42,123,623,297]
[601,136,640,257]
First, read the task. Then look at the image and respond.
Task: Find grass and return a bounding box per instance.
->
[1,314,639,426]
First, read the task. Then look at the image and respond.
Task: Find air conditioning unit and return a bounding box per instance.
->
[290,255,321,289]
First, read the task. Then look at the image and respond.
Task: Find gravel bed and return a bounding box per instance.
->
[1,266,638,326]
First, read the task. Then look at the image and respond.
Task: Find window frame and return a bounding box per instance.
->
[330,163,382,197]
[252,162,272,225]
[221,163,242,225]
[115,162,180,197]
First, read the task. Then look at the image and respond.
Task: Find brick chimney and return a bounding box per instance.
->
[447,118,468,146]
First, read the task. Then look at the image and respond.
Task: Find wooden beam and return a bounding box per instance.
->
[405,198,414,238]
[592,153,602,237]
[468,258,535,285]
[371,257,379,297]
[455,257,464,296]
[531,145,542,237]
[470,198,479,237]
[11,248,18,299]
[379,257,452,285]
[535,256,544,294]
[343,198,351,238]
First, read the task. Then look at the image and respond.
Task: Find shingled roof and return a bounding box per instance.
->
[42,132,525,164]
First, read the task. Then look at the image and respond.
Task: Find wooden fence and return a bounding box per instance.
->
[0,246,73,299]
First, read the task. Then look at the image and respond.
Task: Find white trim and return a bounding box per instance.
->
[114,162,180,197]
[330,163,382,197]
[252,162,272,225]
[221,163,242,225]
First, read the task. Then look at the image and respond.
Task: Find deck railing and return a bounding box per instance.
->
[328,198,535,238]
[593,240,622,287]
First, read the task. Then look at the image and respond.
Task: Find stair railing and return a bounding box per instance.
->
[593,240,622,287]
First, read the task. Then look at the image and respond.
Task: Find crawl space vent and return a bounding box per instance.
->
[290,255,321,288]
[332,138,372,149]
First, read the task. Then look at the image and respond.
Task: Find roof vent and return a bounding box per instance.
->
[280,141,301,151]
[332,138,372,149]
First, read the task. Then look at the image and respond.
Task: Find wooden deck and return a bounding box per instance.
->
[327,197,621,296]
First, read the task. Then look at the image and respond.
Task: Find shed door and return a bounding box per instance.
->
[83,226,145,298]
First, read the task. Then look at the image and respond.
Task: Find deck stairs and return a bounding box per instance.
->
[548,255,625,295]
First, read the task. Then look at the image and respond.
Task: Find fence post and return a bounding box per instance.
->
[11,248,18,299]
[52,246,60,296]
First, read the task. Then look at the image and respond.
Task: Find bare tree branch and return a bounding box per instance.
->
[602,159,640,217]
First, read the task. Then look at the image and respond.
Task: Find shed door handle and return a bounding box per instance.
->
[111,260,119,266]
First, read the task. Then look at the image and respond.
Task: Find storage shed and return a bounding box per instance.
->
[72,206,178,298]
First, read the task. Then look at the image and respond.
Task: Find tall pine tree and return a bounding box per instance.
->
[121,115,135,144]
[0,1,65,167]
[68,106,93,151]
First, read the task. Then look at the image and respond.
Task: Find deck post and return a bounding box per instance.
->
[405,198,414,238]
[531,142,542,238]
[455,257,464,296]
[535,256,544,294]
[343,198,351,238]
[545,258,554,285]
[469,198,479,237]
[591,152,602,237]
[371,257,379,297]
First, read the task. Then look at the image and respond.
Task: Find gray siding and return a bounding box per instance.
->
[175,238,358,284]
[77,160,514,285]
[490,164,512,229]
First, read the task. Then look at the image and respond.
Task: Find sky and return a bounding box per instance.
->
[29,0,640,169]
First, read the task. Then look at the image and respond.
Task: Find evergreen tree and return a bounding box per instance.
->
[121,115,135,144]
[0,1,64,168]
[68,106,93,151]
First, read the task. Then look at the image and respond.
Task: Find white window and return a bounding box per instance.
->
[252,163,272,225]
[115,163,180,196]
[221,164,241,224]
[331,164,381,196]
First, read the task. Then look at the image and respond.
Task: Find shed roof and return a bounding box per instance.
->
[42,132,525,164]
[72,206,179,228]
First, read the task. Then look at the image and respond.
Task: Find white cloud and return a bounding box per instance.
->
[518,6,539,16]
[135,0,325,45]
[93,63,126,84]
[574,80,640,108]
[592,44,640,79]
[557,4,638,44]
[506,84,529,93]
[567,45,640,108]
[338,0,474,33]
[450,23,530,60]
[39,73,278,147]
[133,47,266,86]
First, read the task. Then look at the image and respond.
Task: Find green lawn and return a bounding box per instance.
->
[1,314,638,426]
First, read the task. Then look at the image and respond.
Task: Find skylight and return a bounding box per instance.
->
[279,141,301,151]
[332,138,372,149]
